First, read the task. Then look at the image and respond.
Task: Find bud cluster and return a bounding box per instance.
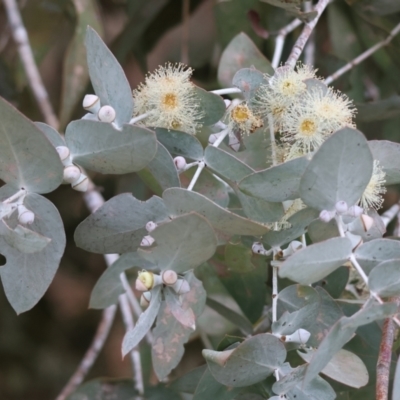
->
[56,146,88,192]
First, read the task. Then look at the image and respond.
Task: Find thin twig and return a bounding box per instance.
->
[272,19,302,68]
[286,0,330,69]
[181,0,190,64]
[376,296,400,400]
[272,266,278,323]
[325,22,400,85]
[3,0,59,129]
[55,305,117,400]
[187,161,205,191]
[211,87,242,95]
[2,188,27,204]
[303,1,315,66]
[380,203,400,228]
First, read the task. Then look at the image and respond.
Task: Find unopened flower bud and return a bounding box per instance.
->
[141,235,155,247]
[173,156,187,171]
[98,105,116,123]
[347,205,364,218]
[171,278,190,295]
[319,209,335,223]
[136,270,154,291]
[335,201,348,214]
[145,221,157,232]
[140,291,152,307]
[282,240,303,258]
[252,242,265,254]
[208,133,218,144]
[82,94,100,114]
[283,329,311,344]
[63,165,81,184]
[56,146,70,163]
[162,270,178,286]
[71,173,89,192]
[17,205,34,225]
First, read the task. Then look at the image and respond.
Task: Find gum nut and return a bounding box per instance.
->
[98,105,116,123]
[82,94,100,113]
[63,165,81,184]
[360,214,374,232]
[319,209,334,223]
[172,279,190,294]
[335,200,348,214]
[173,156,186,170]
[208,133,217,144]
[224,99,232,108]
[135,278,148,292]
[252,242,264,254]
[347,205,364,217]
[162,270,178,285]
[140,291,152,307]
[18,206,35,225]
[141,235,155,247]
[72,174,89,192]
[145,221,157,232]
[56,146,70,162]
[286,329,311,344]
[137,270,154,290]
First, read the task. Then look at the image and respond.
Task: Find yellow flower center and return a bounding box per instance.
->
[231,105,250,122]
[162,93,178,110]
[299,118,317,136]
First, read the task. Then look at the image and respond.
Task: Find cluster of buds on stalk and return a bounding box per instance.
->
[82,94,117,125]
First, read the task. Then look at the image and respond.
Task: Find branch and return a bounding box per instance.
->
[325,21,400,85]
[55,305,117,400]
[181,0,190,65]
[376,296,400,400]
[3,0,59,129]
[285,0,330,68]
[380,203,400,228]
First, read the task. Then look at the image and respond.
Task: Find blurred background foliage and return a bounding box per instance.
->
[0,0,399,399]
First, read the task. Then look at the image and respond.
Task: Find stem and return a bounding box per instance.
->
[119,295,144,397]
[380,203,400,228]
[187,161,205,191]
[3,0,59,129]
[272,265,278,323]
[325,22,400,85]
[376,296,400,400]
[268,114,277,166]
[2,188,27,204]
[181,0,190,65]
[210,87,242,95]
[286,0,330,68]
[129,113,149,125]
[303,1,315,66]
[272,19,302,68]
[55,305,117,400]
[212,127,230,147]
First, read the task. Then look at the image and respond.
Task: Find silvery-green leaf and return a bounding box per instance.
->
[137,141,180,194]
[74,194,169,254]
[85,27,133,125]
[0,221,51,254]
[122,285,161,356]
[152,272,206,380]
[218,32,273,87]
[368,259,400,297]
[195,86,226,126]
[35,122,65,147]
[272,304,317,336]
[164,287,196,329]
[300,128,373,211]
[0,96,63,194]
[355,238,400,274]
[393,355,400,400]
[263,207,320,248]
[304,78,328,95]
[203,333,286,387]
[90,252,155,309]
[307,218,340,243]
[298,348,369,388]
[156,128,203,161]
[346,209,385,243]
[0,193,65,314]
[369,140,400,185]
[239,157,309,202]
[279,237,352,285]
[0,203,17,219]
[232,68,266,101]
[138,212,217,272]
[66,120,157,174]
[163,188,269,236]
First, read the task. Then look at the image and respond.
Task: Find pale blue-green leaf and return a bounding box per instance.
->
[368,260,400,297]
[298,348,369,388]
[357,97,400,122]
[277,285,343,348]
[346,209,385,243]
[355,238,400,274]
[0,221,51,254]
[193,368,242,400]
[279,237,352,285]
[369,140,400,185]
[65,120,157,174]
[0,193,65,314]
[393,354,400,400]
[272,304,317,336]
[195,87,226,126]
[152,272,206,380]
[85,27,133,125]
[224,242,255,273]
[203,333,286,387]
[263,207,319,248]
[0,203,16,219]
[300,128,373,211]
[35,122,65,147]
[169,365,207,394]
[0,97,63,194]
[218,33,273,87]
[90,252,155,309]
[206,297,253,335]
[122,285,161,356]
[138,213,217,272]
[164,287,196,329]
[314,266,349,299]
[156,128,203,161]
[232,68,266,101]
[74,194,169,254]
[307,218,339,244]
[163,188,269,236]
[239,157,309,202]
[304,78,328,95]
[137,141,180,194]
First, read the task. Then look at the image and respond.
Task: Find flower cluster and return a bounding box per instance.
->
[227,102,263,136]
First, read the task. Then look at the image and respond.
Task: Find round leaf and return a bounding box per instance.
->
[194,86,226,126]
[369,259,400,297]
